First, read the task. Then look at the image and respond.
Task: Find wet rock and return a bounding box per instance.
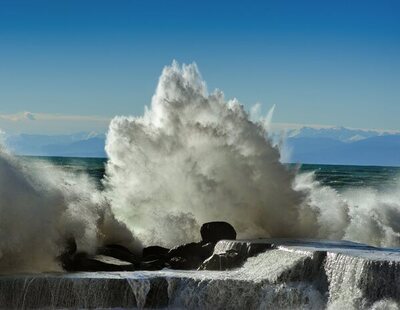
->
[142,245,169,261]
[199,241,273,271]
[97,244,140,264]
[214,240,272,257]
[168,256,203,270]
[139,258,167,270]
[199,249,243,271]
[166,242,215,270]
[200,242,216,259]
[62,252,136,272]
[59,238,138,272]
[200,221,236,243]
[168,242,214,260]
[246,243,272,256]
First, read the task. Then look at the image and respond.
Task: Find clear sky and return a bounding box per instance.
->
[0,0,399,134]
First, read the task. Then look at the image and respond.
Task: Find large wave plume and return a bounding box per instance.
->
[104,62,320,247]
[104,62,400,248]
[1,61,400,273]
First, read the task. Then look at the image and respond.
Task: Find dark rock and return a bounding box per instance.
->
[139,259,167,271]
[168,242,215,260]
[168,242,198,258]
[142,246,169,261]
[58,238,77,271]
[97,244,140,264]
[62,252,137,272]
[199,249,242,271]
[199,241,273,271]
[59,239,141,272]
[199,242,216,259]
[168,256,203,270]
[200,221,236,243]
[247,243,272,256]
[166,242,215,270]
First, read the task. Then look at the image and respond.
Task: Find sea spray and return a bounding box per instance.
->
[104,61,319,247]
[0,148,140,273]
[3,61,400,274]
[104,61,400,249]
[294,171,400,247]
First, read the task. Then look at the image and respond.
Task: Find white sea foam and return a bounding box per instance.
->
[104,61,400,249]
[295,171,400,247]
[2,61,400,273]
[0,149,140,273]
[104,61,319,247]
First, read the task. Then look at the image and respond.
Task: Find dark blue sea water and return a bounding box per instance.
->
[24,156,400,191]
[298,163,400,190]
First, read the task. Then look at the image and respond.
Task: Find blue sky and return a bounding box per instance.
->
[0,0,399,134]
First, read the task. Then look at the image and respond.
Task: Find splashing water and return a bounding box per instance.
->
[104,61,321,247]
[2,61,400,273]
[104,61,400,248]
[0,148,140,273]
[295,172,400,247]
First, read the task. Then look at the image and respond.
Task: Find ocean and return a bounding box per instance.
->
[27,155,400,191]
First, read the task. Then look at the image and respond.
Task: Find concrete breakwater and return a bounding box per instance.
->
[1,239,400,309]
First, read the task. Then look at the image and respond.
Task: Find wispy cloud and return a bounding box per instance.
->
[0,112,36,122]
[0,111,110,122]
[0,111,111,134]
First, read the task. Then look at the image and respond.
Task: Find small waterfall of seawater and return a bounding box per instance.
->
[326,252,400,309]
[0,273,170,309]
[1,240,400,309]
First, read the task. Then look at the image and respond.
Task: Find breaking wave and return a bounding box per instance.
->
[0,147,140,273]
[104,61,400,248]
[1,61,400,272]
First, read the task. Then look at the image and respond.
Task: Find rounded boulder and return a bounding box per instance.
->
[200,221,237,243]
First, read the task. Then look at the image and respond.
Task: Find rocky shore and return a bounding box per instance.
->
[1,236,400,308]
[59,221,250,272]
[1,222,400,308]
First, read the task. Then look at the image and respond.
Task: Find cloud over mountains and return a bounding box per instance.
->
[0,112,110,135]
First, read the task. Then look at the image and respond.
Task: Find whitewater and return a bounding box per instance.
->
[1,61,400,270]
[104,61,400,249]
[1,62,400,308]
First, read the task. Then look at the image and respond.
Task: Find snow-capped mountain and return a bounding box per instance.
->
[283,126,400,166]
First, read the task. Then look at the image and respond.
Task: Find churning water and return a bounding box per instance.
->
[1,62,400,308]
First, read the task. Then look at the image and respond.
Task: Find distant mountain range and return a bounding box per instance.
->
[284,126,397,142]
[2,126,400,166]
[284,127,400,166]
[4,132,107,158]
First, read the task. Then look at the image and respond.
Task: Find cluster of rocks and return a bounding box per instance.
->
[59,221,266,272]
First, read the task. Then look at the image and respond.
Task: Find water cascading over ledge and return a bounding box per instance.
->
[1,239,400,309]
